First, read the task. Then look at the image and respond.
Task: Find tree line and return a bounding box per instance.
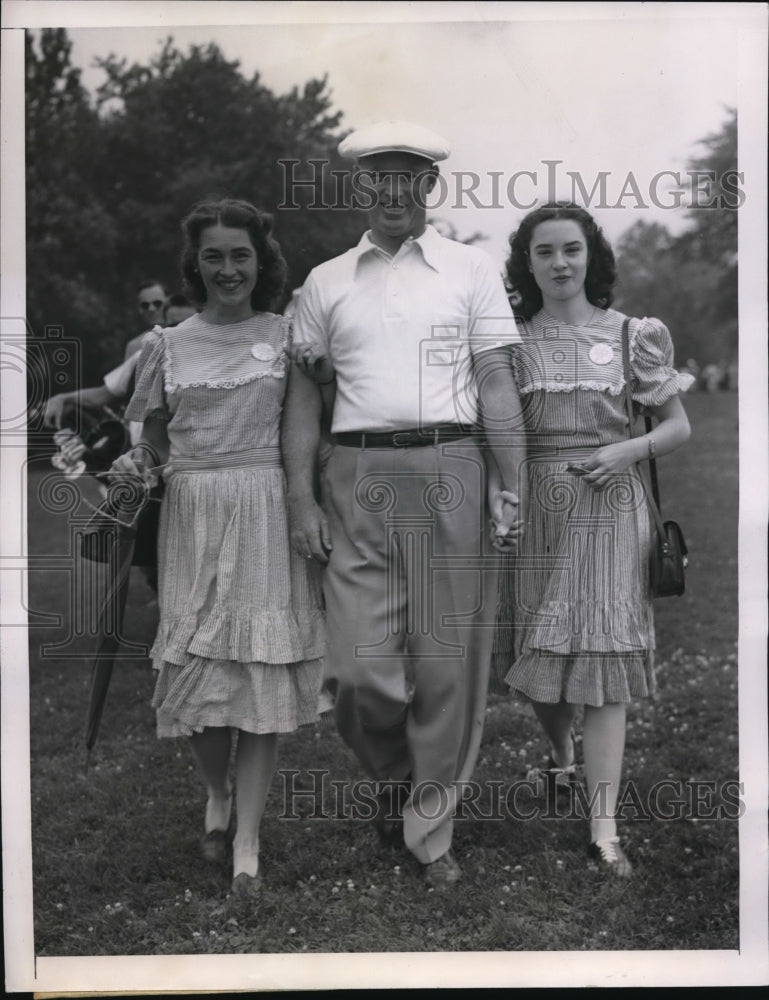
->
[611,108,738,375]
[25,28,366,389]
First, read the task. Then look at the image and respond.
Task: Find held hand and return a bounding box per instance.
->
[574,442,637,489]
[489,489,525,552]
[51,428,87,477]
[288,493,333,565]
[290,345,336,385]
[44,393,77,429]
[53,429,87,462]
[109,448,156,485]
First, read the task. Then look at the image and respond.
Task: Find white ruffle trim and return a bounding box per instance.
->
[163,363,287,394]
[518,380,625,396]
[164,370,287,391]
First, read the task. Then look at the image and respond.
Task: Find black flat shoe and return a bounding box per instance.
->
[526,732,579,797]
[200,829,229,864]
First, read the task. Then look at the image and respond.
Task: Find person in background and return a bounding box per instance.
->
[126,280,169,358]
[110,199,324,897]
[282,120,526,889]
[44,294,199,594]
[43,294,196,434]
[494,202,690,876]
[106,295,197,444]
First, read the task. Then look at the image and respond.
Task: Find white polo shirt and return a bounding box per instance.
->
[103,350,140,398]
[103,330,153,445]
[292,225,520,433]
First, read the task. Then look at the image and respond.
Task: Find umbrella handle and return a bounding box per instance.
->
[81,481,159,530]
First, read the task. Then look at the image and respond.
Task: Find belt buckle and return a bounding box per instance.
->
[392,431,414,448]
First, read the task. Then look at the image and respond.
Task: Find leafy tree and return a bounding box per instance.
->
[681,106,739,262]
[26,28,121,386]
[25,30,367,393]
[676,107,738,359]
[614,108,738,368]
[91,39,365,320]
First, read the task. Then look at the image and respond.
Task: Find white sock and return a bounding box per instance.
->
[590,818,618,844]
[232,840,259,878]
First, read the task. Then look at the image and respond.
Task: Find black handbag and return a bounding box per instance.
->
[621,318,688,598]
[648,516,688,598]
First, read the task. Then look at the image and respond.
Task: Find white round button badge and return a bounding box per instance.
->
[251,343,276,362]
[588,343,614,365]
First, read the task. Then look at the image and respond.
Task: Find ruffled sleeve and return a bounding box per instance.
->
[124,328,170,422]
[629,317,684,407]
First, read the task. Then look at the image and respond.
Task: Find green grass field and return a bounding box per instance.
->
[25,390,739,958]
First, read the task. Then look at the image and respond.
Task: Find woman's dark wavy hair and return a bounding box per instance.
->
[505,202,616,319]
[180,198,287,312]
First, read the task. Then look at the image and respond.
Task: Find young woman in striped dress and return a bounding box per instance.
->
[494,203,690,875]
[110,200,324,896]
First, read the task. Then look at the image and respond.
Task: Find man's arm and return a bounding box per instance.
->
[281,362,333,563]
[473,345,528,547]
[45,347,143,430]
[43,383,122,429]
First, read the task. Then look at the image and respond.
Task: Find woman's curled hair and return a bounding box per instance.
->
[505,202,616,319]
[180,198,288,312]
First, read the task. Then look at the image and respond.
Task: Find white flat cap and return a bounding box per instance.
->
[338,120,450,162]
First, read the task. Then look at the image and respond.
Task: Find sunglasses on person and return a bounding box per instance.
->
[139,299,165,310]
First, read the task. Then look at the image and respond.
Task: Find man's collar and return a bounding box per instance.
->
[352,225,443,274]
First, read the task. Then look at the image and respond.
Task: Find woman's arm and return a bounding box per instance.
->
[109,416,170,482]
[473,345,528,546]
[580,395,691,489]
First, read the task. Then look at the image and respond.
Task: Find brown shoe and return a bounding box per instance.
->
[424,850,462,889]
[587,837,633,878]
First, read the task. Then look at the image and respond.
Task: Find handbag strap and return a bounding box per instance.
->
[644,414,661,509]
[620,318,666,535]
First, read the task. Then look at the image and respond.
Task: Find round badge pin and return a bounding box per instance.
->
[251,342,275,362]
[588,342,614,365]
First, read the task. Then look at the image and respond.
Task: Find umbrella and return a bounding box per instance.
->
[84,519,137,755]
[81,476,156,760]
[49,413,159,760]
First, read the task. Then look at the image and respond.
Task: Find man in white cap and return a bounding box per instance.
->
[282,120,526,887]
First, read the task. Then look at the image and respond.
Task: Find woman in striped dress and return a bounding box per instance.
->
[493,203,690,875]
[110,200,324,896]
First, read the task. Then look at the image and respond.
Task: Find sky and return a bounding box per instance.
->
[18,2,757,264]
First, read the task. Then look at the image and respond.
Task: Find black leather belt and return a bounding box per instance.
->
[336,424,477,449]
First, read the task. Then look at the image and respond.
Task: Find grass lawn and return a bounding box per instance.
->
[25,390,739,961]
